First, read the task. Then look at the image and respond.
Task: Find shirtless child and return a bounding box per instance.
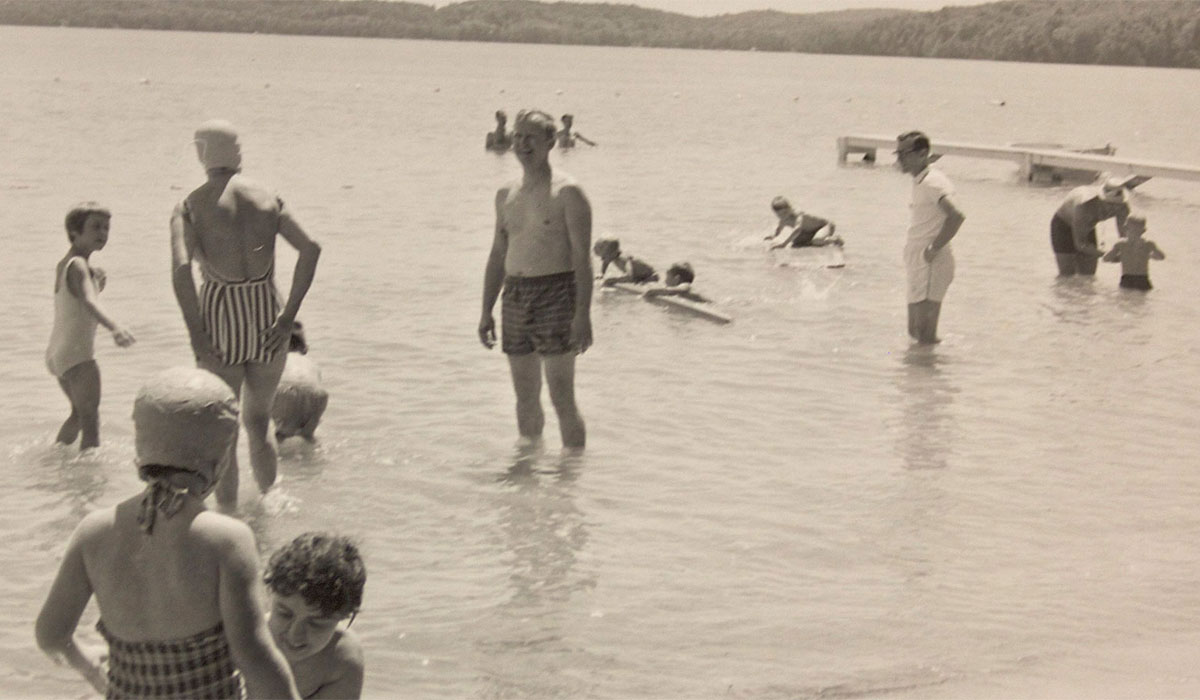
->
[46,202,135,450]
[265,533,366,699]
[479,109,593,449]
[557,114,596,149]
[170,120,322,508]
[1102,214,1165,290]
[643,262,710,303]
[35,367,298,699]
[485,110,513,152]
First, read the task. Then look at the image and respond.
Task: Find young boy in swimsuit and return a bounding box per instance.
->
[557,114,596,148]
[1102,214,1165,290]
[766,196,842,249]
[46,203,136,450]
[642,262,711,303]
[272,322,328,442]
[593,238,659,286]
[35,367,299,699]
[264,532,366,699]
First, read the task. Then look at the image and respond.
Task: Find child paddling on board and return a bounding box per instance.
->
[766,196,842,249]
[594,238,659,285]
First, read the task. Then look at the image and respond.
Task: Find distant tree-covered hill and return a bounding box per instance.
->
[0,0,1196,69]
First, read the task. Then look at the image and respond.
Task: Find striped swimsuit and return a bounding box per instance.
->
[199,267,282,366]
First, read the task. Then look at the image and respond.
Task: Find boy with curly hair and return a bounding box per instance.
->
[264,533,366,699]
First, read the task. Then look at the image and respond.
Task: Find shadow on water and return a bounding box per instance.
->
[474,444,598,698]
[893,346,959,472]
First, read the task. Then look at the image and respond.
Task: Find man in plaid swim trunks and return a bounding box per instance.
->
[479,109,594,449]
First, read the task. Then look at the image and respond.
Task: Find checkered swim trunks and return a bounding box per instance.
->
[97,620,246,699]
[501,271,577,355]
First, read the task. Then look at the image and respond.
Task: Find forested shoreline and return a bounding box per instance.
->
[0,0,1197,69]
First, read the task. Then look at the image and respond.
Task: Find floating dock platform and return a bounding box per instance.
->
[837,134,1200,185]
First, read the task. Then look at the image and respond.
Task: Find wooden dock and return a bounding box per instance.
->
[837,134,1200,185]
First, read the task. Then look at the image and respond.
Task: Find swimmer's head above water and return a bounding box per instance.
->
[194,119,242,173]
[592,237,621,262]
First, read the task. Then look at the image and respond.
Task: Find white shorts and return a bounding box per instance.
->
[905,246,955,304]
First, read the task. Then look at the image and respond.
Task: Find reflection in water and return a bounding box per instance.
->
[476,447,595,697]
[894,347,958,471]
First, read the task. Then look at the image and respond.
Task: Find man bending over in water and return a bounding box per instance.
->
[170,119,322,508]
[479,109,593,449]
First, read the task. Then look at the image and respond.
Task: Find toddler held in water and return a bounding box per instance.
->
[1102,214,1164,290]
[265,533,366,699]
[46,202,135,450]
[35,367,298,699]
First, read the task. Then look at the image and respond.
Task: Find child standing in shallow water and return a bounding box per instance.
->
[1102,214,1165,290]
[46,202,135,449]
[35,367,298,699]
[265,533,366,699]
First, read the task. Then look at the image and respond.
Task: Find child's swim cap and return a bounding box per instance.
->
[133,367,238,487]
[194,119,242,171]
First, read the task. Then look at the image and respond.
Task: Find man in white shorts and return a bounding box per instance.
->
[896,131,965,345]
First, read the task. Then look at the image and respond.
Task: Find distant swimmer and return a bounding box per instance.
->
[1102,214,1164,290]
[642,262,710,303]
[895,131,966,345]
[1051,175,1130,277]
[557,114,596,148]
[272,322,328,442]
[46,202,136,450]
[479,109,593,450]
[593,237,659,285]
[170,119,322,509]
[766,196,842,249]
[486,110,512,152]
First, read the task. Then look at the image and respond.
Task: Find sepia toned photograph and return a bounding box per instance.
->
[2,0,1198,697]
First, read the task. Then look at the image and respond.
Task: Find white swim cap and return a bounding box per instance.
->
[194,119,242,171]
[133,367,238,486]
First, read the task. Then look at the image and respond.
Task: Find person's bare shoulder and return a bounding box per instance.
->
[227,174,281,211]
[191,510,256,554]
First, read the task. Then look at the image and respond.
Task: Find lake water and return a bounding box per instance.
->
[2,25,1200,699]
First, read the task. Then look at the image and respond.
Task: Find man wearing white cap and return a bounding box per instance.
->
[895,130,966,346]
[1050,175,1131,276]
[170,120,322,508]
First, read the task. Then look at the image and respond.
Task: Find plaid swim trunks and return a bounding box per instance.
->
[97,620,246,699]
[501,271,577,355]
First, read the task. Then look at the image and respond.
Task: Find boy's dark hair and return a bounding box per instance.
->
[264,532,365,618]
[64,202,111,240]
[668,262,695,284]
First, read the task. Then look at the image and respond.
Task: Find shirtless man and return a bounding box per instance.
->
[170,120,322,508]
[479,109,593,449]
[1050,176,1130,276]
[557,114,596,149]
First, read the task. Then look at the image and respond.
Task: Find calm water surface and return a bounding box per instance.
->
[2,26,1200,699]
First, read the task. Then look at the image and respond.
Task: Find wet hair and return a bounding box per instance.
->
[64,201,111,240]
[667,262,695,284]
[771,196,791,212]
[264,532,366,618]
[593,237,621,258]
[495,110,507,121]
[514,109,557,139]
[1126,214,1147,230]
[561,113,573,122]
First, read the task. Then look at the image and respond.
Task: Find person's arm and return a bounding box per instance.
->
[67,258,134,347]
[924,194,966,261]
[770,227,803,250]
[479,189,509,349]
[263,202,322,354]
[1148,241,1165,260]
[562,184,593,353]
[1101,242,1122,263]
[575,133,597,147]
[170,203,220,365]
[35,518,107,695]
[1070,204,1101,256]
[217,519,300,700]
[1114,203,1131,238]
[766,222,785,241]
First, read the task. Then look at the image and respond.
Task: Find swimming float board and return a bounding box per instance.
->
[609,283,733,325]
[773,244,846,269]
